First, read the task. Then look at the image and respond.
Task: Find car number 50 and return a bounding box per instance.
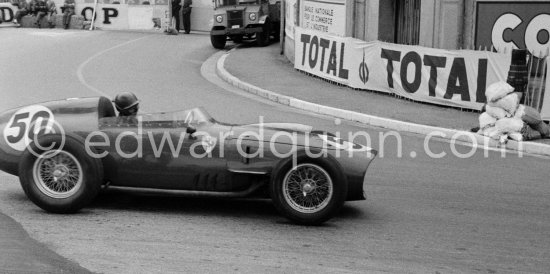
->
[3,105,55,151]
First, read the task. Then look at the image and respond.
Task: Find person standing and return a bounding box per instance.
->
[13,0,30,26]
[181,0,191,34]
[171,0,181,31]
[62,0,75,29]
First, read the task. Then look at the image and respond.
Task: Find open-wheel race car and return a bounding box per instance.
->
[0,97,377,225]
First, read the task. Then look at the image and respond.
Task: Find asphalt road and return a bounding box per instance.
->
[0,29,549,273]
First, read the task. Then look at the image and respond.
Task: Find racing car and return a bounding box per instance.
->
[0,97,377,225]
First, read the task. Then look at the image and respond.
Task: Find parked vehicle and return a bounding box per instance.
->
[210,0,281,49]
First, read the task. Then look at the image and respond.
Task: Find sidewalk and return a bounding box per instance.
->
[225,44,480,130]
[218,43,550,155]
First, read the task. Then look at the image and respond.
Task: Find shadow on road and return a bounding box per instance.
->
[86,189,367,225]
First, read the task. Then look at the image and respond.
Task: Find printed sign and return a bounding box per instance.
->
[300,0,345,36]
[0,2,18,23]
[295,29,351,84]
[476,2,550,58]
[3,106,55,151]
[295,27,512,110]
[79,4,129,29]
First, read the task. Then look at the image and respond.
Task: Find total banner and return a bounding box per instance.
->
[295,27,511,110]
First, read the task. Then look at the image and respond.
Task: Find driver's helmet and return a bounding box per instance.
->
[114,92,140,116]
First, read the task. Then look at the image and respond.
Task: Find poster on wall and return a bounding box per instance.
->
[300,0,345,37]
[475,2,550,58]
[295,27,512,110]
[285,0,297,40]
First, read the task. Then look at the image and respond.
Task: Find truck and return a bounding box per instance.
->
[210,0,281,49]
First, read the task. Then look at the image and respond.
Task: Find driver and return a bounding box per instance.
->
[114,92,140,117]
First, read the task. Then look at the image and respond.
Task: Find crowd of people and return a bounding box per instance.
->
[11,0,75,29]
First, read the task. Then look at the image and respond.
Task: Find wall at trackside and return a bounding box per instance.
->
[0,0,213,31]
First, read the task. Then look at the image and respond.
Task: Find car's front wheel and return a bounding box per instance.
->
[18,135,103,213]
[270,157,347,225]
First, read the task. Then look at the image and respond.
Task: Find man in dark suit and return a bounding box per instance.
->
[171,0,180,31]
[181,0,192,34]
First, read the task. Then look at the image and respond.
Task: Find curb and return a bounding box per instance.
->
[216,51,550,157]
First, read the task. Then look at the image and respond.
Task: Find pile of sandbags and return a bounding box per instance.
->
[477,81,526,144]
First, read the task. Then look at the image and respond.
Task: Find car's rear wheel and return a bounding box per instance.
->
[211,34,227,49]
[18,135,103,213]
[270,157,347,225]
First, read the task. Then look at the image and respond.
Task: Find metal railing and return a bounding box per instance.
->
[486,47,549,113]
[525,51,548,112]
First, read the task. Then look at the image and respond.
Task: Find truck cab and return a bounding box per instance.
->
[210,0,280,49]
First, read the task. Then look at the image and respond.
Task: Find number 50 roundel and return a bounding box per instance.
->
[3,105,55,151]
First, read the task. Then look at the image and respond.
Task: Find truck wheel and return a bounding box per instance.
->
[256,20,271,47]
[211,35,227,49]
[270,157,347,225]
[272,22,280,41]
[18,134,103,213]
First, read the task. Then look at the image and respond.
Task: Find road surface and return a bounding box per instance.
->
[0,29,549,273]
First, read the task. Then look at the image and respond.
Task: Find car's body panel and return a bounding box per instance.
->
[0,97,377,201]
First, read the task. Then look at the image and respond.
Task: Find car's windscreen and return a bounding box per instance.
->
[141,108,212,125]
[99,108,213,127]
[215,0,259,6]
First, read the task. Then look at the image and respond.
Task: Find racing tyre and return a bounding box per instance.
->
[211,35,227,49]
[270,157,347,225]
[18,134,103,213]
[256,20,271,47]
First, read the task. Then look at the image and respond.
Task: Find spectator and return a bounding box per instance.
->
[32,0,48,28]
[13,0,30,26]
[181,0,191,34]
[46,0,57,28]
[171,0,180,32]
[62,0,75,29]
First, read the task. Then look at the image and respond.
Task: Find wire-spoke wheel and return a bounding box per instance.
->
[19,134,103,213]
[33,150,83,199]
[270,157,347,225]
[282,164,333,214]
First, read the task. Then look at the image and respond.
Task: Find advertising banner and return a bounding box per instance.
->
[295,27,512,110]
[295,27,351,84]
[78,4,129,29]
[476,2,550,58]
[75,2,168,30]
[0,2,18,23]
[300,0,345,37]
[128,6,154,29]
